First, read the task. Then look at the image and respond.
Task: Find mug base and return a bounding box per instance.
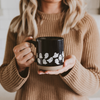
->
[37,65,63,71]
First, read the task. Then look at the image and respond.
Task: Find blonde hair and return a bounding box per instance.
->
[10,0,86,37]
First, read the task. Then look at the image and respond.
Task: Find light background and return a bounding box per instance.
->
[0,0,100,100]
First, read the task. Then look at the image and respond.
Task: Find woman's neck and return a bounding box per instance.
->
[39,0,62,14]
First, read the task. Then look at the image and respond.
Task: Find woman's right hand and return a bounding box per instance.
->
[13,36,35,72]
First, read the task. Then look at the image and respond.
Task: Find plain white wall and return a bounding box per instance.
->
[0,0,100,100]
[0,0,19,64]
[84,0,100,14]
[0,0,19,100]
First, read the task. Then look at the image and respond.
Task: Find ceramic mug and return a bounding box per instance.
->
[28,37,64,71]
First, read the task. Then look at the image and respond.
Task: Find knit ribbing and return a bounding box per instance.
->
[0,11,100,100]
[37,10,64,20]
[1,57,30,92]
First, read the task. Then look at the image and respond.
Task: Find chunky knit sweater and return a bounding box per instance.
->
[0,10,100,100]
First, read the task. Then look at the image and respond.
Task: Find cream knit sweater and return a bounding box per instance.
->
[0,10,100,100]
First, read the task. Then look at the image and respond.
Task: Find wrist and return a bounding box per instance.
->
[16,62,26,72]
[19,67,29,78]
[61,68,72,77]
[15,60,28,78]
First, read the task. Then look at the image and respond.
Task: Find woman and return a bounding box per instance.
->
[0,0,100,100]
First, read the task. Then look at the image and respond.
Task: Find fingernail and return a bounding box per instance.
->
[30,36,33,38]
[65,62,67,66]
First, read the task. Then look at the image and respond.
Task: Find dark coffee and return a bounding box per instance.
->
[28,37,64,71]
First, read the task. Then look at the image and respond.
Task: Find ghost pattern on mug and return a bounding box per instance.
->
[37,51,64,65]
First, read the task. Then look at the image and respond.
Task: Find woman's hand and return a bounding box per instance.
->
[38,55,76,75]
[13,36,35,72]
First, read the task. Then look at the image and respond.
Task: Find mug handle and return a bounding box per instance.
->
[27,40,37,62]
[27,40,37,47]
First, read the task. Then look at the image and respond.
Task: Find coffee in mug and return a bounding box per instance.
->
[28,37,64,71]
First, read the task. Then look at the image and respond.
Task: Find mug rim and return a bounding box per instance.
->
[36,37,64,41]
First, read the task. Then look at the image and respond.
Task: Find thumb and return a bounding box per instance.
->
[64,55,76,67]
[23,36,33,42]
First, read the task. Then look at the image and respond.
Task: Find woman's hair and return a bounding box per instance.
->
[10,0,86,37]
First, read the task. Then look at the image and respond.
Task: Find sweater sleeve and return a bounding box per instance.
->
[59,14,100,96]
[0,17,30,92]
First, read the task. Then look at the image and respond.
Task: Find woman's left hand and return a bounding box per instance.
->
[38,55,76,75]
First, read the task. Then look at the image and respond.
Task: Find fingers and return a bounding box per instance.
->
[24,57,35,67]
[13,42,31,53]
[37,67,64,75]
[23,36,33,42]
[64,55,76,67]
[17,56,35,70]
[17,52,35,68]
[15,47,31,60]
[13,36,34,72]
[15,47,35,67]
[13,36,33,53]
[22,52,34,62]
[38,65,67,75]
[37,70,45,75]
[64,57,73,66]
[45,70,60,75]
[38,55,76,75]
